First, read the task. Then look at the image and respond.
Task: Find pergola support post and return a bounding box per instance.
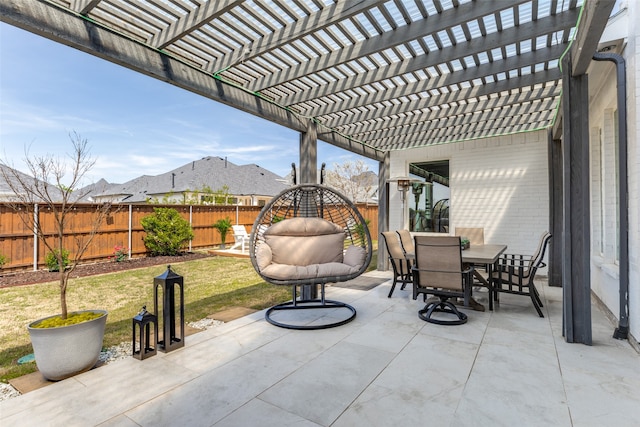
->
[548,129,563,287]
[300,120,318,185]
[377,153,390,271]
[299,119,318,300]
[561,53,592,345]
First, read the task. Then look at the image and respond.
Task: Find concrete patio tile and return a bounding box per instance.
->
[454,341,571,426]
[162,320,287,373]
[2,352,199,426]
[335,334,477,426]
[343,308,422,353]
[417,309,490,345]
[486,322,554,348]
[213,398,322,427]
[124,345,308,427]
[560,368,640,427]
[259,341,395,426]
[374,334,479,390]
[333,382,463,426]
[97,415,141,427]
[258,325,352,363]
[0,376,87,422]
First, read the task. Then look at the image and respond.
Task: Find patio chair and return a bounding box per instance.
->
[454,227,484,246]
[249,184,372,330]
[396,229,415,256]
[230,225,249,253]
[491,231,552,317]
[455,226,487,283]
[381,231,413,298]
[412,235,473,325]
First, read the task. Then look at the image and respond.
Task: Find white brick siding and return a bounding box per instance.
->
[390,130,549,262]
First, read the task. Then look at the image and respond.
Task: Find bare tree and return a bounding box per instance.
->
[325,159,375,203]
[0,132,114,319]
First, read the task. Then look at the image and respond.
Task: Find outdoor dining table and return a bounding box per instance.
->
[405,243,507,311]
[460,244,507,311]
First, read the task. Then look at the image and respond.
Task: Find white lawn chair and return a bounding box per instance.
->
[230,225,249,253]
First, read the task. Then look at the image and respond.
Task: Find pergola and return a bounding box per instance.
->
[0,0,618,344]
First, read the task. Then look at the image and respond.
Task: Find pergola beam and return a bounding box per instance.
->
[301,45,565,121]
[343,83,561,137]
[355,95,558,146]
[569,0,616,76]
[323,69,561,130]
[151,0,243,49]
[275,10,577,106]
[0,0,385,162]
[210,1,385,75]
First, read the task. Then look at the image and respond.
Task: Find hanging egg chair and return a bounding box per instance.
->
[249,184,373,330]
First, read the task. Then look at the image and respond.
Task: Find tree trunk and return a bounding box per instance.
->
[60,269,68,319]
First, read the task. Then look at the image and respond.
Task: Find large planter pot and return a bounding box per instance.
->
[28,310,108,381]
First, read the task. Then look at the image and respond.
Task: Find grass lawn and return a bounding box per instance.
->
[0,246,378,383]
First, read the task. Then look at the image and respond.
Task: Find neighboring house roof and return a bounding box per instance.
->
[0,164,63,202]
[77,179,114,202]
[94,156,290,203]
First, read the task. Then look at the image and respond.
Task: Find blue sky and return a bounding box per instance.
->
[0,23,377,185]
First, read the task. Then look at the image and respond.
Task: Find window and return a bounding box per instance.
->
[408,160,451,233]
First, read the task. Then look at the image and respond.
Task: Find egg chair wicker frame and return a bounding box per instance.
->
[249,184,373,330]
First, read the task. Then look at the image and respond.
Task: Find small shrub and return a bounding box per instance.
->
[112,245,128,262]
[0,254,7,269]
[140,207,194,256]
[45,249,70,272]
[212,217,233,246]
[351,219,371,242]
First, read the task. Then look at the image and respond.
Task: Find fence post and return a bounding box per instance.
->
[33,203,38,271]
[128,204,132,260]
[189,205,193,252]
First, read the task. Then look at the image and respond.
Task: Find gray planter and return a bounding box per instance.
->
[28,310,108,381]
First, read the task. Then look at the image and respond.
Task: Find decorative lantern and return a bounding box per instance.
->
[132,305,157,360]
[154,265,185,352]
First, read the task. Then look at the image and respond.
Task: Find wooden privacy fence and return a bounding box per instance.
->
[0,202,378,272]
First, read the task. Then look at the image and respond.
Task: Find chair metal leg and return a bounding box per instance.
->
[388,278,398,298]
[530,284,544,317]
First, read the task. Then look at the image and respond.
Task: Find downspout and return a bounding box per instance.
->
[592,52,629,340]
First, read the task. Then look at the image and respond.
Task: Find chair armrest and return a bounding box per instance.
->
[498,253,533,268]
[411,266,474,274]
